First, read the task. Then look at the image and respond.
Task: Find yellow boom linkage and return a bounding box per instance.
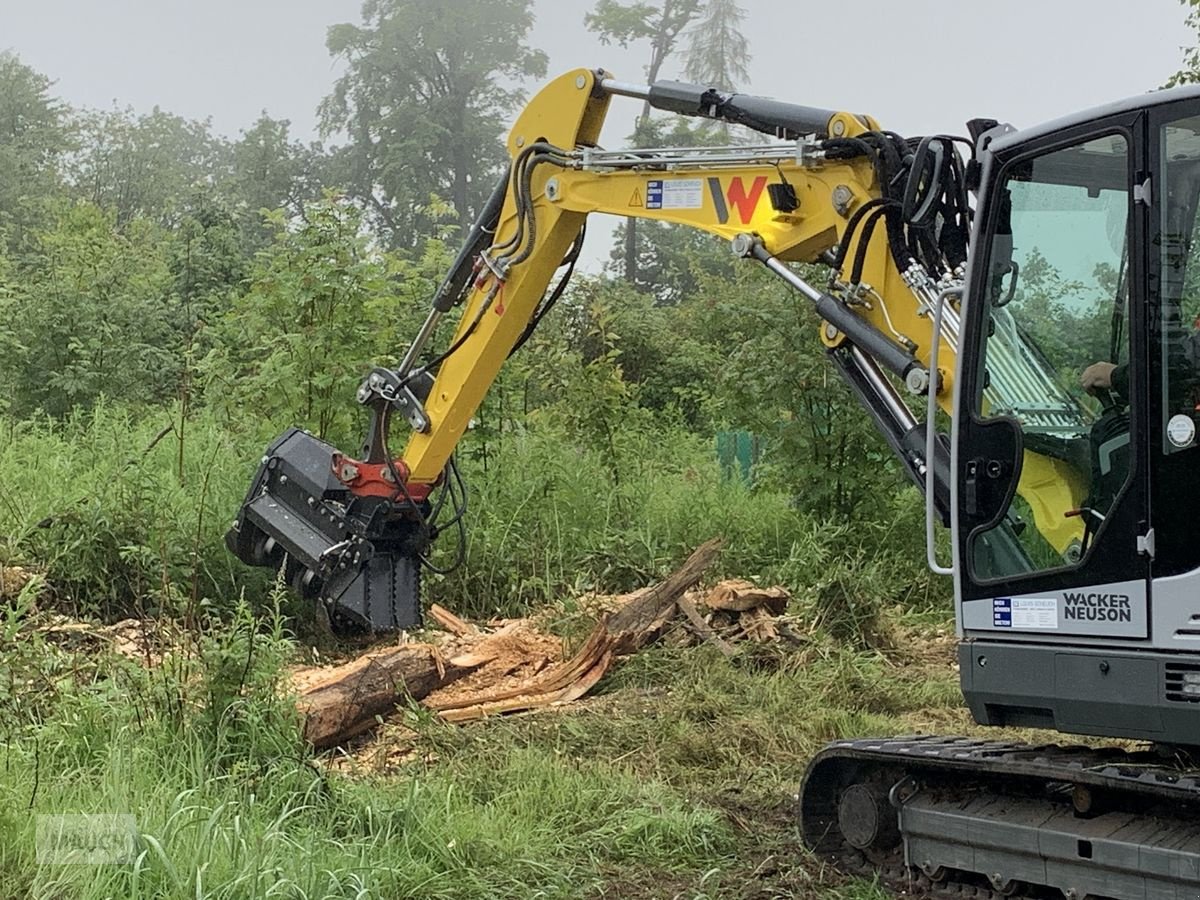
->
[400,68,1084,554]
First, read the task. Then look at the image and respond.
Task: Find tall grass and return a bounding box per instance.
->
[0,403,946,625]
[0,604,734,900]
[0,402,273,619]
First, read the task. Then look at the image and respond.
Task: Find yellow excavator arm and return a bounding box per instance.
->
[227,67,1086,633]
[407,68,945,478]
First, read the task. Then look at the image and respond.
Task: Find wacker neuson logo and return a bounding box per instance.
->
[1063,591,1133,623]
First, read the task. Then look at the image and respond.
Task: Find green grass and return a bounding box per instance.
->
[0,599,967,900]
[0,404,945,628]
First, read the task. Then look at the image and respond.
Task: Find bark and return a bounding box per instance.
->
[294,644,476,749]
[605,537,724,654]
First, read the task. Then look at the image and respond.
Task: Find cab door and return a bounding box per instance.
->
[954,112,1151,641]
[1145,102,1200,638]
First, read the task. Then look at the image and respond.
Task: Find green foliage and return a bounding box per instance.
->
[1169,0,1200,86]
[228,113,329,250]
[202,195,396,445]
[68,106,228,228]
[0,202,179,417]
[0,52,69,250]
[585,0,702,65]
[321,0,548,247]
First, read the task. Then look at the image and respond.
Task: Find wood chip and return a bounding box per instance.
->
[428,603,477,636]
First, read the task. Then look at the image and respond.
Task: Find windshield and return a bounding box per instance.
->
[970,133,1132,581]
[981,136,1130,438]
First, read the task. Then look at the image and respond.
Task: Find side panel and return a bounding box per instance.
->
[959,578,1148,639]
[959,640,1200,744]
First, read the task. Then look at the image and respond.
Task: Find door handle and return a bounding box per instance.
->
[965,458,980,518]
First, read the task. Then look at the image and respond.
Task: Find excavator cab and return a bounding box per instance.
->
[953,88,1200,748]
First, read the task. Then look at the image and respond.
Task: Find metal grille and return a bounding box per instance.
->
[1164,662,1200,703]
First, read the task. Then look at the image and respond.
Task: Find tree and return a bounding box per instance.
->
[1,203,177,418]
[67,106,230,228]
[319,0,547,249]
[0,53,69,251]
[201,194,440,445]
[228,114,328,250]
[683,0,750,92]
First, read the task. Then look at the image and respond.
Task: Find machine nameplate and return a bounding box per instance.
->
[964,579,1148,638]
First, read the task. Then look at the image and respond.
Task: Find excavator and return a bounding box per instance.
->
[226,68,1200,896]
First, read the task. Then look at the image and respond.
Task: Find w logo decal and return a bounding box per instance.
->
[707,176,768,225]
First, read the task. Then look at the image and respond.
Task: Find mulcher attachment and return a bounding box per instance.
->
[226,428,426,632]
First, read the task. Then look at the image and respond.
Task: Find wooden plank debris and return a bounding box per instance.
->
[677,593,737,659]
[428,603,477,636]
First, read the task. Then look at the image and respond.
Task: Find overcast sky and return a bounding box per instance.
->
[3,0,1193,139]
[2,0,1196,265]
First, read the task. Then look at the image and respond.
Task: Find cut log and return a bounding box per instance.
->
[294,537,725,746]
[606,537,724,654]
[295,644,478,749]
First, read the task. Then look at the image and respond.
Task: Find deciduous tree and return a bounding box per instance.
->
[0,53,69,250]
[320,0,547,249]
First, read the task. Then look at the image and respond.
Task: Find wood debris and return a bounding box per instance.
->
[703,579,789,615]
[37,616,168,664]
[289,538,799,749]
[1,565,41,602]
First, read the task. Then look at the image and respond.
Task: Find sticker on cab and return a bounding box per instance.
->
[1167,413,1196,449]
[992,597,1057,629]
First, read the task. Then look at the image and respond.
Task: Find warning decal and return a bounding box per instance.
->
[645,179,703,210]
[628,188,643,207]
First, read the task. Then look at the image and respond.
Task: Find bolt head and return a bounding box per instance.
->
[575,74,587,89]
[730,233,755,258]
[905,367,931,395]
[832,119,846,137]
[515,135,525,148]
[824,323,839,341]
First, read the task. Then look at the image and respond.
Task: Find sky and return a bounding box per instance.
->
[1,0,1196,266]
